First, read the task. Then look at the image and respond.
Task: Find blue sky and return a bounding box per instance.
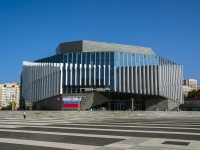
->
[0,0,200,84]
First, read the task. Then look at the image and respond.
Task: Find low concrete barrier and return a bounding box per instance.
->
[0,111,200,119]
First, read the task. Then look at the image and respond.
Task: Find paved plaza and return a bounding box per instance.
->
[0,115,200,150]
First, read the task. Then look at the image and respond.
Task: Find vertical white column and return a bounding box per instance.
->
[168,65,172,99]
[143,66,146,94]
[138,66,142,94]
[98,65,101,85]
[94,65,96,85]
[158,65,162,96]
[119,67,121,92]
[174,65,178,100]
[43,63,46,99]
[36,63,38,101]
[89,64,91,85]
[153,65,156,95]
[178,65,181,101]
[60,63,63,94]
[53,63,56,95]
[51,64,53,97]
[30,64,32,101]
[48,63,51,98]
[40,63,42,99]
[38,63,40,100]
[147,65,150,95]
[48,63,50,98]
[56,63,59,95]
[103,65,106,85]
[123,66,125,92]
[80,64,82,86]
[75,64,77,85]
[165,64,168,96]
[135,66,138,93]
[58,63,60,95]
[161,65,164,96]
[65,63,68,85]
[36,64,39,100]
[84,64,87,86]
[108,65,110,86]
[43,63,46,98]
[53,63,56,96]
[150,65,154,95]
[45,63,49,97]
[55,63,57,95]
[127,67,129,92]
[54,63,57,95]
[131,66,133,93]
[114,66,116,91]
[171,65,174,100]
[46,63,48,98]
[70,63,73,85]
[165,65,168,97]
[167,65,170,99]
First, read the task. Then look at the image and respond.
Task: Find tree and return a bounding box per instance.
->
[197,89,200,98]
[187,89,200,98]
[0,101,17,110]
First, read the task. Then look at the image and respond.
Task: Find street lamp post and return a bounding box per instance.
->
[12,94,14,111]
[131,98,134,111]
[176,99,179,112]
[78,96,80,112]
[77,95,86,112]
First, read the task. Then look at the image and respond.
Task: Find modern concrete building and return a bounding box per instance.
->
[0,82,20,109]
[21,40,183,111]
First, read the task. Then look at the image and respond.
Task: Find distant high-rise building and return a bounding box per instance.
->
[183,85,194,96]
[0,82,20,109]
[183,79,197,90]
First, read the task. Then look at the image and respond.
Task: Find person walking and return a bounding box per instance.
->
[23,111,26,119]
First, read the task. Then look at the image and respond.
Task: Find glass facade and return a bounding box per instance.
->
[30,51,183,102]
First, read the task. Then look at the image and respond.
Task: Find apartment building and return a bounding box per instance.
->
[183,79,198,97]
[0,82,20,109]
[183,79,198,90]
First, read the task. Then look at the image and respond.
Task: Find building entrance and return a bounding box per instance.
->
[92,99,145,111]
[113,101,129,111]
[135,104,143,111]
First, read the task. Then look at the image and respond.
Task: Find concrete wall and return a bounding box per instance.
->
[145,98,168,111]
[57,40,155,55]
[33,95,62,110]
[145,97,180,111]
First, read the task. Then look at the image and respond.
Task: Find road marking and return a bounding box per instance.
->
[0,129,130,139]
[63,123,200,130]
[139,138,200,150]
[0,138,100,150]
[22,125,200,136]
